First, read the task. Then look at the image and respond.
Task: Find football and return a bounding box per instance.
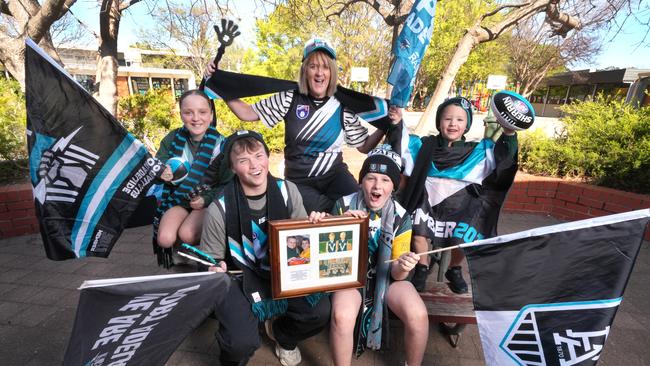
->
[166,157,190,185]
[491,90,535,131]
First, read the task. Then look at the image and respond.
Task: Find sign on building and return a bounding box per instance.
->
[487,75,507,90]
[351,67,369,82]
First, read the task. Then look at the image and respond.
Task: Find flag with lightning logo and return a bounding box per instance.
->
[25,39,164,260]
[464,209,650,366]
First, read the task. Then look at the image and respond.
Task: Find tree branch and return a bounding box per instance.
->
[545,0,582,37]
[481,2,531,21]
[119,0,143,12]
[1,0,10,16]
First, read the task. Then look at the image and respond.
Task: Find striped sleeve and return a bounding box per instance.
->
[342,108,369,148]
[252,90,294,128]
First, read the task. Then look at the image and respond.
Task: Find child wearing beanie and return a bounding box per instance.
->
[309,145,429,366]
[396,96,519,294]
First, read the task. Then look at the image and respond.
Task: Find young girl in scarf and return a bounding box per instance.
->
[154,89,225,267]
[310,146,429,366]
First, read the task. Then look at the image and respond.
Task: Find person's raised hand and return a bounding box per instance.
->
[388,105,403,125]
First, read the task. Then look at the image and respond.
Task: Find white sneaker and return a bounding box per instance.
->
[274,343,302,366]
[265,319,276,341]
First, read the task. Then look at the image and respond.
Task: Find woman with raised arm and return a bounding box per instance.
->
[207,38,402,213]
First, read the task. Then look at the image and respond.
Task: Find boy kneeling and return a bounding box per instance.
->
[199,130,330,366]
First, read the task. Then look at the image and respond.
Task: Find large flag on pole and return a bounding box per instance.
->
[25,39,164,260]
[463,209,650,366]
[387,0,436,107]
[64,272,227,365]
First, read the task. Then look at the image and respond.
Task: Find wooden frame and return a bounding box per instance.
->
[268,215,369,299]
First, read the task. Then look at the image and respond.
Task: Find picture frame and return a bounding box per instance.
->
[268,215,369,299]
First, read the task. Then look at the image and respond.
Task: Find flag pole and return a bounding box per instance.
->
[384,244,461,263]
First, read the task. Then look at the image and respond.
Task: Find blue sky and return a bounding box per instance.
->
[69,1,650,70]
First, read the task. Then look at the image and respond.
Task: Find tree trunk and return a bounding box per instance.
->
[413,0,572,135]
[415,29,482,135]
[96,0,121,116]
[0,0,74,90]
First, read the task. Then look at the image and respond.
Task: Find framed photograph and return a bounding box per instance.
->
[268,215,369,299]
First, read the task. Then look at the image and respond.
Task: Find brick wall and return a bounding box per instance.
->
[0,183,39,238]
[1,175,649,240]
[504,173,650,240]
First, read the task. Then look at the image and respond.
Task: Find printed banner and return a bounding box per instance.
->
[387,0,437,107]
[24,39,164,260]
[464,209,650,366]
[63,272,227,366]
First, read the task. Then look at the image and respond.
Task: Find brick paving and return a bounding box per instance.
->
[0,213,648,365]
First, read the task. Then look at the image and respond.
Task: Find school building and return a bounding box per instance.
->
[1,46,196,98]
[529,68,650,117]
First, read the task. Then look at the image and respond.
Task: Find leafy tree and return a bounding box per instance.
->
[506,13,601,97]
[0,78,27,161]
[415,0,628,134]
[245,1,391,92]
[118,87,181,152]
[0,0,74,89]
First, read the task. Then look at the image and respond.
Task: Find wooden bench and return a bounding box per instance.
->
[419,261,476,347]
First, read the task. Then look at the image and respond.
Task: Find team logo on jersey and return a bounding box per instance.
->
[33,126,98,205]
[499,299,619,366]
[296,104,310,119]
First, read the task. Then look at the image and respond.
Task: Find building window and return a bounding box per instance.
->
[131,77,150,95]
[152,77,172,92]
[594,83,628,101]
[567,85,590,104]
[174,79,189,98]
[547,85,568,105]
[74,74,96,93]
[529,87,547,104]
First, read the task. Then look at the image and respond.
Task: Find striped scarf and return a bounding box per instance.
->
[222,176,324,320]
[153,126,223,268]
[344,192,395,356]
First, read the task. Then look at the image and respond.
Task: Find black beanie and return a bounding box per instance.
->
[435,96,473,133]
[358,146,402,190]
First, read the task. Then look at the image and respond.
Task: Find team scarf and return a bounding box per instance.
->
[204,70,395,131]
[337,192,396,356]
[221,175,312,320]
[153,126,223,268]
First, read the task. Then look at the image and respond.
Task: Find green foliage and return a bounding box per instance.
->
[0,78,27,161]
[418,0,508,91]
[118,88,182,149]
[519,97,650,194]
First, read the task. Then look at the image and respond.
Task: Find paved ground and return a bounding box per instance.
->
[1,212,648,365]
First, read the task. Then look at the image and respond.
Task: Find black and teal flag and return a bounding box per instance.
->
[64,272,227,365]
[25,39,164,260]
[463,209,650,366]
